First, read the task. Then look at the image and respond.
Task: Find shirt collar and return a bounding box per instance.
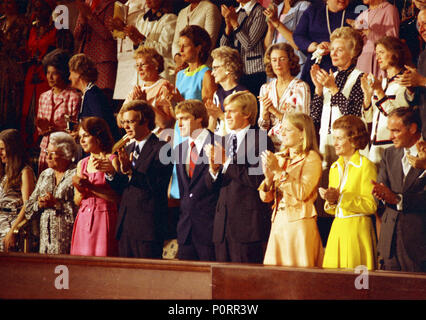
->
[229,124,251,147]
[405,139,421,158]
[188,128,209,152]
[134,132,152,152]
[237,0,257,15]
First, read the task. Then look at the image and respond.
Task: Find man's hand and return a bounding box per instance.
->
[372,180,400,205]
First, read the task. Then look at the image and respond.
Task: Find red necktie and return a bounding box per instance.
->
[189,141,198,178]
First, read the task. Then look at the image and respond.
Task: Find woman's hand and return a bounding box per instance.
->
[261,150,280,181]
[129,85,146,101]
[317,68,338,95]
[263,4,279,29]
[72,175,91,193]
[105,16,125,32]
[205,99,224,120]
[318,187,340,204]
[92,157,116,176]
[38,192,57,209]
[124,25,145,44]
[258,95,273,120]
[3,230,16,252]
[360,73,373,107]
[310,64,323,95]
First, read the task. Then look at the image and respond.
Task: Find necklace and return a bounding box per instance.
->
[326,5,345,37]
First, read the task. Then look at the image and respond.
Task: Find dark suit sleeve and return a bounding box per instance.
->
[224,130,274,190]
[106,171,129,195]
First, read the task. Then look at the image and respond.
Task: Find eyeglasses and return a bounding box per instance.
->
[43,149,64,158]
[212,65,225,71]
[135,63,150,69]
[121,119,139,126]
[417,21,426,30]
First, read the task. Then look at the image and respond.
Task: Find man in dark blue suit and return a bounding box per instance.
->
[174,100,222,261]
[106,100,173,258]
[205,91,274,263]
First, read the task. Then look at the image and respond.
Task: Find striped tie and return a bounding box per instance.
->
[229,134,237,163]
[189,141,198,178]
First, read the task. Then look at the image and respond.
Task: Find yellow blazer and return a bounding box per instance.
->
[325,151,377,217]
[259,150,322,222]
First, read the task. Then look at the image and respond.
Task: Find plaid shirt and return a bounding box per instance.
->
[37,88,81,172]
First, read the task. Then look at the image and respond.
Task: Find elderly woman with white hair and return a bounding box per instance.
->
[22,131,79,254]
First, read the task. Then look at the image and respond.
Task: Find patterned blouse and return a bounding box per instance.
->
[25,166,77,254]
[0,166,34,251]
[310,65,364,126]
[258,78,311,151]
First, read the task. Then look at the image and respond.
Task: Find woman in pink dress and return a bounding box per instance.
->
[71,117,120,256]
[352,0,400,79]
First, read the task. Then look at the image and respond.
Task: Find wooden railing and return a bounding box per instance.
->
[1,252,426,300]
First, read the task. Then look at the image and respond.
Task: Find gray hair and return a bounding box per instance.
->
[49,131,78,161]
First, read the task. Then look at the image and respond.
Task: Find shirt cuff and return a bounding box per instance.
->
[396,193,403,211]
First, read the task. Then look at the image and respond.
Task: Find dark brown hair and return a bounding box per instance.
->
[0,129,29,190]
[264,42,300,78]
[375,36,414,69]
[78,117,114,153]
[175,99,209,128]
[179,25,211,64]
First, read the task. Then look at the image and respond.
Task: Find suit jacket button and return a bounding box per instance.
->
[189,193,193,198]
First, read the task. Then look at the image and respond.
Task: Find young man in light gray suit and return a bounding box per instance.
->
[372,107,426,272]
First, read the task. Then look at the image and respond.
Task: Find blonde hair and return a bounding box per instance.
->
[134,46,165,74]
[211,46,243,80]
[330,27,363,64]
[285,113,319,155]
[224,91,258,126]
[175,99,209,128]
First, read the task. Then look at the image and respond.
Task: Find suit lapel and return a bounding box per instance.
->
[133,134,155,170]
[189,132,214,186]
[404,166,425,192]
[179,140,191,184]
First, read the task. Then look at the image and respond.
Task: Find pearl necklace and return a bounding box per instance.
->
[326,5,346,36]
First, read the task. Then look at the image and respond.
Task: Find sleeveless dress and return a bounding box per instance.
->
[70,156,119,256]
[0,174,25,252]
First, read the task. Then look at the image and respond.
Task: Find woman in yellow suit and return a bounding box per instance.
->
[319,115,377,270]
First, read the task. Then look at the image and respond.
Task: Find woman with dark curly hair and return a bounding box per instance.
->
[258,42,311,151]
[36,49,81,174]
[70,116,120,256]
[319,115,378,270]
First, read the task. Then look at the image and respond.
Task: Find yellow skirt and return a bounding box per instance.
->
[322,216,377,270]
[263,211,324,267]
